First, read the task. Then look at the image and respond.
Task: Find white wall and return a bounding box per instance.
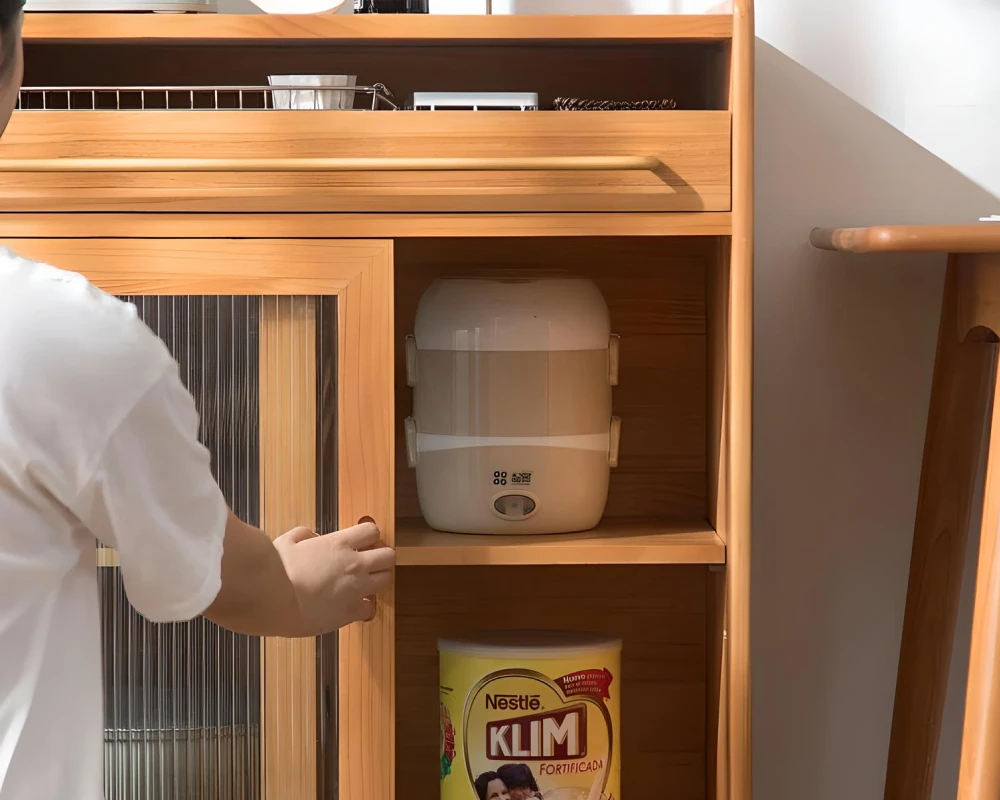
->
[758,0,1000,199]
[754,1,1000,798]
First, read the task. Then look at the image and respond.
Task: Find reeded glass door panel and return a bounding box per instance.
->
[100,295,337,800]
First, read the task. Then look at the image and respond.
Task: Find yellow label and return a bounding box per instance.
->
[440,650,620,800]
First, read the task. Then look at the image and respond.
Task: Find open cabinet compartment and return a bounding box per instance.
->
[22,17,734,111]
[392,236,734,800]
[397,564,714,800]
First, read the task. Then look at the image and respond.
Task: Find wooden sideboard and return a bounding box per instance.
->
[3,7,753,799]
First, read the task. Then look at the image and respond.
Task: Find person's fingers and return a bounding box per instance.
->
[274,526,317,546]
[359,546,396,574]
[338,521,381,550]
[362,569,393,595]
[352,516,382,551]
[351,597,375,622]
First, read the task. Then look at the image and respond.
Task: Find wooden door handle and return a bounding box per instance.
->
[0,155,662,173]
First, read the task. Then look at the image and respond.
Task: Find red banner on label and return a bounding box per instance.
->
[556,668,614,701]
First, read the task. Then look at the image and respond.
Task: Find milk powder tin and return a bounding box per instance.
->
[439,631,621,800]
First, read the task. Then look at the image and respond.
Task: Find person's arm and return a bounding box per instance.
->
[204,512,394,637]
[202,511,302,636]
[68,366,394,635]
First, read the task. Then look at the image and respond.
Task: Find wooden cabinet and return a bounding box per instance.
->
[6,5,752,799]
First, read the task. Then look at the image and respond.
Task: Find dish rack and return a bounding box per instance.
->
[16,83,399,111]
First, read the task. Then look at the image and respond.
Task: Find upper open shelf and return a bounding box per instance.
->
[23,13,734,43]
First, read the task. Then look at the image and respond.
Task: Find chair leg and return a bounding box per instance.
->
[958,346,1000,798]
[885,264,998,800]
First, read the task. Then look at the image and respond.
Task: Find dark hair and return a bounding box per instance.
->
[0,0,23,50]
[0,0,21,31]
[474,771,502,800]
[0,0,22,77]
[497,764,539,792]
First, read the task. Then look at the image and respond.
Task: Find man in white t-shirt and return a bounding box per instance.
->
[0,4,396,797]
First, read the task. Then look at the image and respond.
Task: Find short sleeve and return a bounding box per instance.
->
[69,368,228,623]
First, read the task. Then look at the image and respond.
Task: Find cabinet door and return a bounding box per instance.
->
[2,239,394,800]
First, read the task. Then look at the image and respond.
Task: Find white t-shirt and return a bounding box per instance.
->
[0,249,228,799]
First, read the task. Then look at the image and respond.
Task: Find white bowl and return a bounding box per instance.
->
[268,75,358,110]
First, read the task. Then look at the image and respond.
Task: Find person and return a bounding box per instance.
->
[497,763,544,800]
[475,771,511,800]
[0,2,395,798]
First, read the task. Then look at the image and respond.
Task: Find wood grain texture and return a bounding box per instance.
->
[397,565,709,800]
[706,239,730,800]
[957,321,1000,799]
[0,238,383,295]
[393,237,710,523]
[955,254,1000,336]
[810,225,1000,254]
[707,566,729,800]
[396,518,724,566]
[707,237,730,545]
[22,12,734,42]
[726,1,753,798]
[0,212,733,239]
[260,296,319,800]
[0,155,664,173]
[335,242,396,800]
[883,261,997,800]
[0,111,731,213]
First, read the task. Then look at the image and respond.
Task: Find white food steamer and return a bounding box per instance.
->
[405,277,621,535]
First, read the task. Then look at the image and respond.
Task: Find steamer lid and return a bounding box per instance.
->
[438,630,622,658]
[414,277,611,353]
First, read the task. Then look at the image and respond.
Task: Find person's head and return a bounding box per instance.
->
[0,0,23,136]
[496,764,540,800]
[474,771,510,800]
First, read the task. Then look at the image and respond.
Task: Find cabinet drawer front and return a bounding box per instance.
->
[0,111,730,212]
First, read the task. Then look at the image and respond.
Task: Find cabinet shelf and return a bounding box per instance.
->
[396,517,725,566]
[23,13,734,43]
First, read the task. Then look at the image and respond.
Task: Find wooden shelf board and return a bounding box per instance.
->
[23,13,734,43]
[396,517,725,566]
[97,520,724,568]
[0,212,733,239]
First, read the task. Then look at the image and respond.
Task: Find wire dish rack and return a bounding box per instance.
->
[16,83,399,111]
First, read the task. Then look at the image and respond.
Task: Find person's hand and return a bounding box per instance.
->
[273,520,395,636]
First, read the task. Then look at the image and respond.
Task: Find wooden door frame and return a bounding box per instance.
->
[2,238,395,800]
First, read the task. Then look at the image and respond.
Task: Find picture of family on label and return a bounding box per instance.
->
[473,763,614,800]
[474,764,542,800]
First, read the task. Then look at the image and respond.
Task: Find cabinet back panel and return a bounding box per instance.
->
[24,42,728,112]
[397,565,707,800]
[393,237,710,522]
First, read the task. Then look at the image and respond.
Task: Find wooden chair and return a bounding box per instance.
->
[812,225,1000,799]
